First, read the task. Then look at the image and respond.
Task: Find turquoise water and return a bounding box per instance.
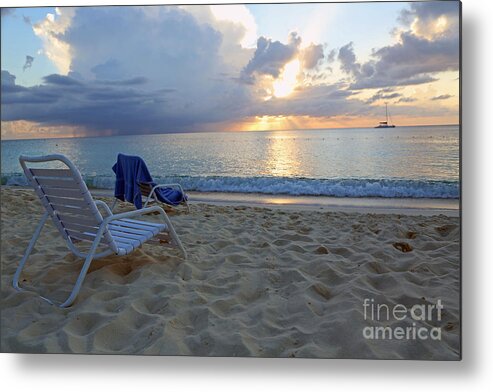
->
[1,125,460,198]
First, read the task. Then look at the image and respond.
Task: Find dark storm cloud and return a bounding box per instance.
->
[99,77,148,86]
[2,6,255,136]
[1,68,252,135]
[43,74,83,86]
[1,70,184,134]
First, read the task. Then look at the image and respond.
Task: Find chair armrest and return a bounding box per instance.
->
[94,200,113,217]
[150,183,185,193]
[147,183,186,203]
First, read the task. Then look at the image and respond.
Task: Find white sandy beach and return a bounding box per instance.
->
[0,187,460,359]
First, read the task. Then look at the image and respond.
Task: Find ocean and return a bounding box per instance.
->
[1,125,460,199]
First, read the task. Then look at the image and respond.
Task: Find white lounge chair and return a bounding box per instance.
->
[13,154,187,308]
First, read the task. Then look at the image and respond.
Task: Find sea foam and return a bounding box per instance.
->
[1,173,459,199]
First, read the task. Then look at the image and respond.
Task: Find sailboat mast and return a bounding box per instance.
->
[385,103,388,124]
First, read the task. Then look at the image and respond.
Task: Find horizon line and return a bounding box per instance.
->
[1,123,461,142]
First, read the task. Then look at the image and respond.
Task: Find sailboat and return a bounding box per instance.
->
[375,103,396,128]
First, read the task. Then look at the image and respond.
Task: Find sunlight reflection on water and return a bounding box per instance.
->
[1,125,459,183]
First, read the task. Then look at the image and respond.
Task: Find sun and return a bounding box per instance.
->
[272,59,300,98]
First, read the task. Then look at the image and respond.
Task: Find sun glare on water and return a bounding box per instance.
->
[273,59,300,98]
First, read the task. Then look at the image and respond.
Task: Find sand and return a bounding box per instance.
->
[0,187,460,359]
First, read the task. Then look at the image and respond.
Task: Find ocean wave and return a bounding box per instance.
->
[1,173,459,199]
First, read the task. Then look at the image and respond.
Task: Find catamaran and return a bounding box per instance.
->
[375,103,396,128]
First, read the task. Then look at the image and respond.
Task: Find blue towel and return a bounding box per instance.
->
[112,153,186,209]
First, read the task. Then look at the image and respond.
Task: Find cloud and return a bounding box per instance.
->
[301,43,325,69]
[338,42,361,77]
[397,97,417,103]
[249,83,367,119]
[2,6,255,136]
[1,70,16,86]
[178,4,256,70]
[249,83,459,124]
[1,8,14,18]
[338,2,459,90]
[43,73,82,86]
[100,77,149,86]
[399,1,460,40]
[1,70,176,134]
[326,48,336,63]
[1,5,262,135]
[240,32,328,93]
[209,4,258,48]
[431,94,453,101]
[241,32,301,81]
[90,58,121,80]
[2,4,459,137]
[1,120,87,140]
[22,55,34,72]
[365,89,402,104]
[2,65,252,135]
[345,31,458,90]
[32,8,74,74]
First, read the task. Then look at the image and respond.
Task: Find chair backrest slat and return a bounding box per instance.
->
[43,195,90,209]
[48,203,97,217]
[62,220,99,234]
[41,187,88,199]
[29,168,73,178]
[65,230,98,243]
[19,154,118,253]
[57,214,99,228]
[34,176,80,189]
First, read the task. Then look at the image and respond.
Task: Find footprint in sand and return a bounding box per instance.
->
[435,224,456,237]
[405,231,418,239]
[310,283,331,300]
[315,245,329,254]
[393,242,413,252]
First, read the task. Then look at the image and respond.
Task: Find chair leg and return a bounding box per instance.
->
[58,251,97,308]
[52,226,105,308]
[110,198,118,212]
[158,211,187,259]
[13,212,49,291]
[13,215,104,308]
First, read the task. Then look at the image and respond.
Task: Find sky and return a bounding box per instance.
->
[1,1,460,140]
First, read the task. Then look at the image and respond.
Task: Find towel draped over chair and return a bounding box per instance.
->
[112,153,187,209]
